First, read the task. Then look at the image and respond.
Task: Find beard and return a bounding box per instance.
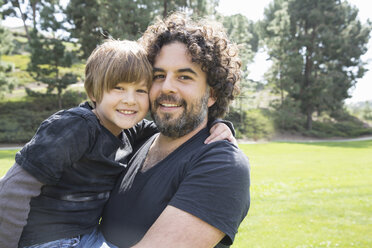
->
[150,91,209,138]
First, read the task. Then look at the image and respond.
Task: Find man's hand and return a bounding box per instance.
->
[205,123,237,146]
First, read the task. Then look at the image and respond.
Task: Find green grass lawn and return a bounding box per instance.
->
[1,140,371,247]
[233,140,372,248]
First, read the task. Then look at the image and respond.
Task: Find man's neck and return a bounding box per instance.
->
[141,117,208,172]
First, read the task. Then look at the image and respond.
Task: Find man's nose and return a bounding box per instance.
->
[161,75,177,93]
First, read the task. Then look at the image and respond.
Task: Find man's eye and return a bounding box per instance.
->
[179,75,192,80]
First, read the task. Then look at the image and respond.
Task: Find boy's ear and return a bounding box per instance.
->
[89,94,96,102]
[207,88,217,107]
[88,94,97,107]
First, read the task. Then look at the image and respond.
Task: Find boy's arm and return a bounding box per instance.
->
[205,119,237,145]
[0,163,43,247]
[126,119,158,147]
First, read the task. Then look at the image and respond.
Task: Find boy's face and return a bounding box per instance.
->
[93,80,149,136]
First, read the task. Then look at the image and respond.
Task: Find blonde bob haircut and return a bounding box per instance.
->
[84,39,153,104]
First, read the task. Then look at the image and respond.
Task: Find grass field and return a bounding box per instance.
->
[1,140,371,247]
[233,140,372,248]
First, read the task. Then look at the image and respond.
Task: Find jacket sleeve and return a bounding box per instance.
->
[125,119,158,147]
[0,163,44,248]
[207,119,236,137]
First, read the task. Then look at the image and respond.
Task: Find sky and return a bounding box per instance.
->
[2,0,371,103]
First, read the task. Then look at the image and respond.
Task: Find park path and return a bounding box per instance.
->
[238,135,372,144]
[1,135,372,149]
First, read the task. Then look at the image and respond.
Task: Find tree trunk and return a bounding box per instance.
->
[31,0,37,28]
[306,109,312,131]
[16,0,31,42]
[302,21,316,131]
[163,0,168,18]
[58,93,62,109]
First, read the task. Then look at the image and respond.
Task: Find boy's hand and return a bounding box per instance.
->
[205,123,237,146]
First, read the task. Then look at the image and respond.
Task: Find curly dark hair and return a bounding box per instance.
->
[139,12,241,120]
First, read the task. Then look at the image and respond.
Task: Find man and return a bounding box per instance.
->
[99,13,250,248]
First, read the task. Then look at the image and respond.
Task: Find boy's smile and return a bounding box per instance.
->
[93,80,149,136]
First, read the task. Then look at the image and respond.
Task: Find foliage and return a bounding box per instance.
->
[220,14,261,111]
[27,30,78,108]
[0,22,16,97]
[221,14,259,69]
[65,0,220,59]
[271,97,307,133]
[226,108,275,140]
[1,0,62,42]
[2,54,29,71]
[0,90,87,143]
[347,101,372,124]
[271,97,372,138]
[261,0,372,131]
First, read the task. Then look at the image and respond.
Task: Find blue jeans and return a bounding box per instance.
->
[23,237,80,248]
[23,228,117,248]
[78,228,118,248]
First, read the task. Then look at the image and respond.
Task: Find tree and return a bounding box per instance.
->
[0,0,56,41]
[27,2,78,109]
[262,0,371,130]
[65,0,101,58]
[220,14,260,127]
[65,0,220,59]
[0,4,15,98]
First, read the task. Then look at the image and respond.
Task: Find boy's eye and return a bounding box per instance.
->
[153,74,165,80]
[114,86,124,90]
[137,89,148,94]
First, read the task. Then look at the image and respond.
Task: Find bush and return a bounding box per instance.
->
[226,108,275,140]
[305,119,372,138]
[0,90,88,143]
[271,99,306,133]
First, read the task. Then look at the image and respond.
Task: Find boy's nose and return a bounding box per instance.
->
[121,92,135,105]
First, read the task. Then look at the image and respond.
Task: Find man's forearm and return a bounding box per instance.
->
[0,163,43,247]
[131,205,224,248]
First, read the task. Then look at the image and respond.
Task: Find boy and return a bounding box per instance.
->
[0,39,234,247]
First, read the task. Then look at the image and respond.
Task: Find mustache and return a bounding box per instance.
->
[153,94,186,107]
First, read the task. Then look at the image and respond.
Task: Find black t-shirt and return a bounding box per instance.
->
[100,128,250,248]
[16,102,157,247]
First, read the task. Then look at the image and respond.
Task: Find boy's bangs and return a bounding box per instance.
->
[104,52,152,89]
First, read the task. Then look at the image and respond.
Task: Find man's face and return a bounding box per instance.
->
[150,42,216,138]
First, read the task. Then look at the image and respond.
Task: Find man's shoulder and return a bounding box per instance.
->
[200,140,248,161]
[184,139,250,175]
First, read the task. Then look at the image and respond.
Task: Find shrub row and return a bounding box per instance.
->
[0,90,87,143]
[226,108,275,140]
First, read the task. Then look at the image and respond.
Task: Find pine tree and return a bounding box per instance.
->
[262,0,371,130]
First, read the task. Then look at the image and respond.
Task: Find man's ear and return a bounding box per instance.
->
[207,88,217,107]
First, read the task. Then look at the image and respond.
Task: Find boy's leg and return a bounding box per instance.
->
[22,237,80,248]
[78,228,118,248]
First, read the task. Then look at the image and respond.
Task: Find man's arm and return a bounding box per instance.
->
[131,205,225,248]
[0,163,43,247]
